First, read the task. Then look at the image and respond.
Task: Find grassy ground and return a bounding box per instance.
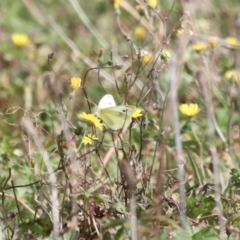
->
[1,0,240,239]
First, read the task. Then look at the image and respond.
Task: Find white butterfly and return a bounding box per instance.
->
[96,94,139,130]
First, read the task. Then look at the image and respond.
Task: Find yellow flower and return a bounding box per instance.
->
[70,77,82,90]
[179,103,200,117]
[78,113,104,130]
[148,0,157,8]
[134,26,146,39]
[225,70,240,83]
[176,28,193,37]
[225,37,240,46]
[193,37,219,52]
[136,4,144,16]
[132,108,143,119]
[142,52,153,64]
[82,134,98,146]
[11,33,30,47]
[192,43,211,52]
[177,29,184,37]
[161,49,172,61]
[113,0,121,9]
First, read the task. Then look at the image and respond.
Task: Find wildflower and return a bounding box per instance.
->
[179,103,200,117]
[225,37,240,46]
[78,112,104,130]
[222,152,231,161]
[134,26,146,39]
[192,43,211,52]
[136,4,144,16]
[160,49,171,61]
[177,28,193,37]
[148,0,157,8]
[11,33,30,47]
[142,52,153,64]
[132,108,143,119]
[113,0,121,9]
[177,29,184,36]
[82,134,98,146]
[225,70,240,83]
[70,77,82,90]
[192,36,219,52]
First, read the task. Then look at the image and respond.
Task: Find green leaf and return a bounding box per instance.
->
[18,215,53,237]
[191,227,219,240]
[185,147,204,185]
[114,227,125,240]
[102,219,126,232]
[187,196,215,219]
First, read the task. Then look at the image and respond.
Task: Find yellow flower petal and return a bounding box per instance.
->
[177,28,193,37]
[70,77,82,90]
[225,37,240,46]
[78,113,103,130]
[11,33,30,47]
[132,108,143,119]
[225,70,240,83]
[142,52,153,64]
[82,134,98,145]
[134,26,146,39]
[192,43,210,52]
[113,0,121,9]
[179,103,200,117]
[148,0,157,8]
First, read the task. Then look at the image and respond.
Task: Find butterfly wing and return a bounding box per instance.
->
[98,94,116,109]
[98,106,136,130]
